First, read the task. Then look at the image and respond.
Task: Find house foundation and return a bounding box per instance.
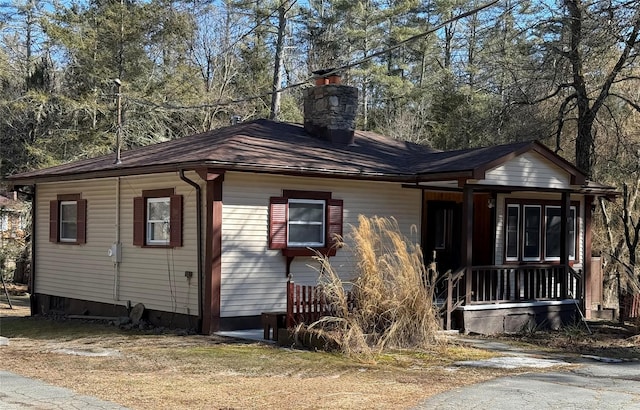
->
[32,293,197,330]
[459,300,579,334]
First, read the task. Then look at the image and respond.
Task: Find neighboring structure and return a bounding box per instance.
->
[6,75,617,334]
[0,191,28,281]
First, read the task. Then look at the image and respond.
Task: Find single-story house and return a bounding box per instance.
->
[6,75,618,334]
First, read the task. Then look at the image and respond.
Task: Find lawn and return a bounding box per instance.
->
[0,300,517,410]
[5,293,634,409]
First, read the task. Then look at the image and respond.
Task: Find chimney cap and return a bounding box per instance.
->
[312,68,339,77]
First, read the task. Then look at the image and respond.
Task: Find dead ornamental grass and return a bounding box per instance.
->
[307,215,442,355]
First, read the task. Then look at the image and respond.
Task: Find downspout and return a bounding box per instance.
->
[30,186,36,314]
[179,170,203,330]
[113,177,121,301]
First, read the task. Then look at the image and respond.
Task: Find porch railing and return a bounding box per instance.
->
[443,264,583,329]
[468,264,582,304]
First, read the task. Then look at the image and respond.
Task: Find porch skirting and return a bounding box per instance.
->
[457,299,578,335]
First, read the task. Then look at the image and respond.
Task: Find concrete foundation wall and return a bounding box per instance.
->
[32,293,197,329]
[461,301,578,335]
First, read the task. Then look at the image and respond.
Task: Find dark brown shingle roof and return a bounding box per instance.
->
[7,119,588,186]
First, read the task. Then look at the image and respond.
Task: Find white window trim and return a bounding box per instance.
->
[505,204,520,262]
[146,197,170,245]
[522,205,542,261]
[287,198,326,247]
[544,206,576,261]
[59,200,78,242]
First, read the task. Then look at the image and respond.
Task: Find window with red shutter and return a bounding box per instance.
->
[268,191,343,257]
[133,188,183,248]
[49,194,86,245]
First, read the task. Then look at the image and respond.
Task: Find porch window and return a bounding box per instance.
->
[434,207,452,250]
[523,205,541,260]
[545,206,576,260]
[504,201,577,262]
[505,205,519,261]
[269,190,343,256]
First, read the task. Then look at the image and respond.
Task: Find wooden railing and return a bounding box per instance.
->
[286,280,354,328]
[443,268,465,330]
[286,281,329,328]
[443,264,583,328]
[468,264,582,303]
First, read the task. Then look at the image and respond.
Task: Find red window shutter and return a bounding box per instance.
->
[269,197,287,249]
[49,200,59,243]
[327,199,343,248]
[133,196,145,246]
[76,199,87,244]
[169,194,183,247]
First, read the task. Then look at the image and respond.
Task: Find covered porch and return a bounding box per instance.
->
[418,181,610,334]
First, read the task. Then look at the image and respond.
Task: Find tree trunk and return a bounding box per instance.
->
[269,4,286,121]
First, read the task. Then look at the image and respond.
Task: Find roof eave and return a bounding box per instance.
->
[5,160,422,185]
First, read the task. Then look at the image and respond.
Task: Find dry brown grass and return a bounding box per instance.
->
[0,316,519,410]
[305,216,442,355]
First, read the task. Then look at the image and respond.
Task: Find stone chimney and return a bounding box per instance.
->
[304,69,359,145]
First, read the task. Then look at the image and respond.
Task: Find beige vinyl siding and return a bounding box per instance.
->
[221,172,421,317]
[36,172,200,315]
[478,152,572,189]
[494,193,584,267]
[36,180,116,304]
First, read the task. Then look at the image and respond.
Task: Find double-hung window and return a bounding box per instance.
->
[49,194,87,244]
[269,190,343,256]
[287,199,326,247]
[505,201,577,263]
[146,197,171,245]
[133,188,182,248]
[59,201,78,242]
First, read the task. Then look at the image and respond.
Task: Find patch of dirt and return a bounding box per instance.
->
[497,321,640,361]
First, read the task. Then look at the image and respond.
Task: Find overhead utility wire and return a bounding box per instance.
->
[129,0,498,111]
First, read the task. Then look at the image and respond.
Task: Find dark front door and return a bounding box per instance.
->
[425,200,462,275]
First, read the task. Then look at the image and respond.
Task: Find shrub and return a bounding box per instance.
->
[304,215,443,355]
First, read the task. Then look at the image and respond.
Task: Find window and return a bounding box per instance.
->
[504,201,577,263]
[146,197,170,245]
[287,199,325,247]
[545,206,576,260]
[269,190,343,256]
[523,205,541,260]
[59,201,78,242]
[433,207,452,250]
[49,194,87,244]
[133,189,182,247]
[505,205,519,261]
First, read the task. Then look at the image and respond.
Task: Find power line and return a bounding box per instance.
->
[128,1,498,112]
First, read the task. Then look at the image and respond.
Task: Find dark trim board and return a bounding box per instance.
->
[32,294,198,330]
[459,301,578,335]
